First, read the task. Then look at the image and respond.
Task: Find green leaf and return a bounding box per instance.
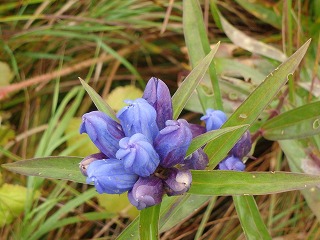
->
[183,0,222,110]
[79,77,118,121]
[204,39,311,167]
[189,170,320,195]
[139,204,161,240]
[0,183,38,227]
[2,156,86,183]
[233,195,272,239]
[261,101,320,140]
[172,44,220,119]
[0,61,14,86]
[186,124,249,156]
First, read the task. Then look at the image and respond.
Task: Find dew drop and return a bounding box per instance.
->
[312,119,320,129]
[239,113,248,119]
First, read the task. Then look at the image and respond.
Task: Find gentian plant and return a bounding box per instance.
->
[79,78,202,209]
[2,4,320,239]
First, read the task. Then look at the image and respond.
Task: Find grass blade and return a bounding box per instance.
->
[172,44,220,119]
[233,195,272,239]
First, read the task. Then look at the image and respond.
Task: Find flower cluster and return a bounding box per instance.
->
[80,78,252,210]
[201,109,252,171]
[80,78,208,210]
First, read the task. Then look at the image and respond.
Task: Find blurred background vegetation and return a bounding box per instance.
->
[0,0,319,239]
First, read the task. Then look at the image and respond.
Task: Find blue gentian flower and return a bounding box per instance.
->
[116,133,160,177]
[117,98,159,141]
[142,77,173,130]
[86,159,139,194]
[231,130,251,158]
[154,119,193,168]
[218,155,245,171]
[200,108,227,131]
[80,111,124,158]
[79,152,107,176]
[80,77,214,210]
[128,176,164,210]
[164,168,192,196]
[184,148,208,170]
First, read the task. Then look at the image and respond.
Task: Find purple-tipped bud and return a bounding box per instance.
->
[80,111,124,158]
[154,119,193,168]
[219,155,245,171]
[142,77,173,130]
[189,123,206,138]
[184,148,209,170]
[117,98,159,141]
[164,168,192,196]
[231,130,252,159]
[79,152,106,176]
[200,109,227,131]
[86,159,138,194]
[116,133,160,177]
[128,176,164,210]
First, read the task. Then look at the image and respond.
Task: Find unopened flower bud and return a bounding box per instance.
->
[154,119,193,168]
[219,155,245,171]
[117,98,159,141]
[128,176,164,210]
[164,168,192,196]
[116,133,160,177]
[189,123,206,138]
[143,77,173,130]
[86,159,138,194]
[79,152,106,176]
[184,148,208,170]
[80,111,124,158]
[232,130,252,158]
[201,109,227,131]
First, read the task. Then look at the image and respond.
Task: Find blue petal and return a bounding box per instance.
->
[117,98,159,141]
[86,159,138,194]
